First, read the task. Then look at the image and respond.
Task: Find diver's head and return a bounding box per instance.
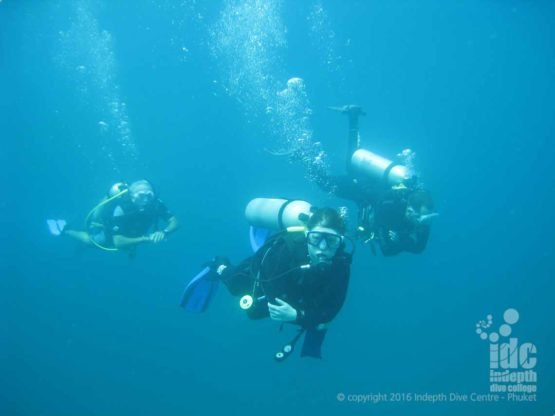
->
[129,180,155,209]
[305,208,346,266]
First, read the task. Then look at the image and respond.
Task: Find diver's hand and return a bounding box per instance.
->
[406,206,419,223]
[149,231,166,244]
[388,230,399,242]
[268,298,297,322]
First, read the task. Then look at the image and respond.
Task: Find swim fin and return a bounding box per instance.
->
[180,266,219,312]
[47,219,67,236]
[249,225,272,252]
[301,326,328,359]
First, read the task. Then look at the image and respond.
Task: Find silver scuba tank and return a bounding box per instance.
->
[245,198,312,230]
[350,149,409,186]
[107,182,128,197]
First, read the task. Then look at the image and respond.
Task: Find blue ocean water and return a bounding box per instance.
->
[2,1,554,415]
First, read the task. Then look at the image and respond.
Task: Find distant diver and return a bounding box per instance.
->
[312,105,438,256]
[47,179,178,253]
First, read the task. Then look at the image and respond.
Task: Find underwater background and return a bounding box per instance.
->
[2,1,554,415]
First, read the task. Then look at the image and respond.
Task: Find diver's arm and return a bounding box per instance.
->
[221,237,285,297]
[112,234,150,249]
[163,215,179,234]
[63,229,95,245]
[147,215,179,244]
[346,110,362,167]
[329,104,364,168]
[220,256,255,297]
[378,225,429,255]
[147,216,179,244]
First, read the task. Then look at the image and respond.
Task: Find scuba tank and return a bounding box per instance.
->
[107,182,128,198]
[350,149,409,186]
[245,198,312,230]
[84,182,130,252]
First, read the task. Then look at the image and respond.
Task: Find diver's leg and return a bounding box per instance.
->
[63,230,93,246]
[347,110,360,158]
[329,105,365,170]
[345,106,365,170]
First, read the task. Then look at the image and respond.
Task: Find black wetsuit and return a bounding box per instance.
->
[92,196,173,247]
[221,232,351,328]
[374,192,430,256]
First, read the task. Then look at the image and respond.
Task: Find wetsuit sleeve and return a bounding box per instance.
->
[295,263,351,328]
[220,256,256,297]
[379,224,430,256]
[156,199,174,221]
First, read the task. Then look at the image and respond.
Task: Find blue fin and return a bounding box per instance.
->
[301,327,328,359]
[249,226,272,252]
[180,267,219,312]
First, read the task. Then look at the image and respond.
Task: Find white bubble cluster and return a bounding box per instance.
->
[209,0,286,113]
[56,0,137,170]
[306,0,342,73]
[209,0,329,183]
[271,77,329,182]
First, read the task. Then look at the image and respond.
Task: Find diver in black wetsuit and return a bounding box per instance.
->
[219,207,350,328]
[313,105,436,256]
[373,186,435,256]
[182,207,351,360]
[48,180,179,252]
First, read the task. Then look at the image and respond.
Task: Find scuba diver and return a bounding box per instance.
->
[371,184,435,256]
[313,105,437,256]
[181,198,352,361]
[47,179,179,252]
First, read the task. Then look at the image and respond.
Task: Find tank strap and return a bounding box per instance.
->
[277,199,297,229]
[382,162,402,186]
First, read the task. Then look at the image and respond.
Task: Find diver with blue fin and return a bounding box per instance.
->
[316,105,438,256]
[181,198,352,362]
[47,179,178,253]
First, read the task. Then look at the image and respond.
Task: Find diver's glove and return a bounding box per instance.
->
[268,298,298,322]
